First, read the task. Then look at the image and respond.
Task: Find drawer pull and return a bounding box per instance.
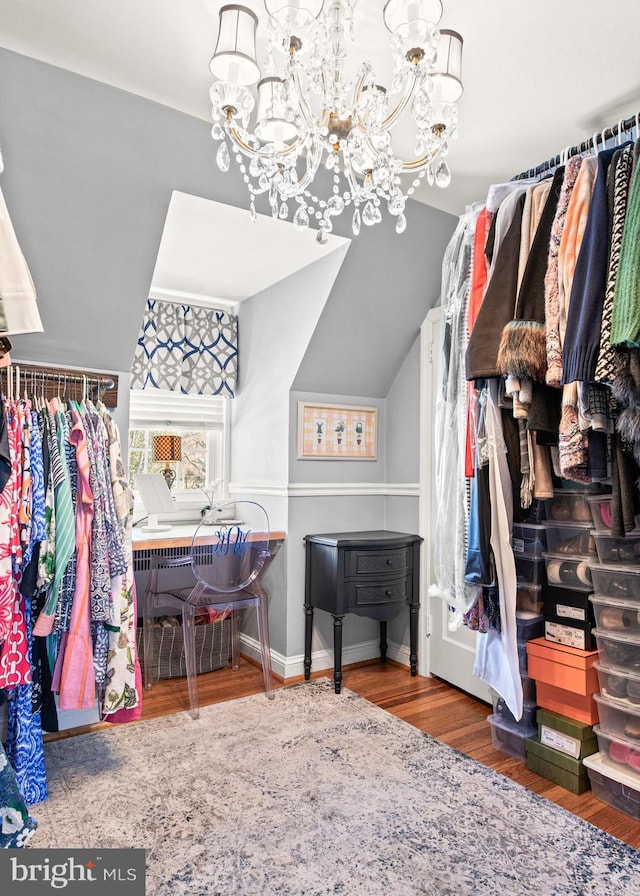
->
[386,558,392,565]
[385,590,392,596]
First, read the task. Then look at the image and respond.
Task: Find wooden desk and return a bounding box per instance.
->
[132,524,285,615]
[132,524,286,553]
[304,530,422,694]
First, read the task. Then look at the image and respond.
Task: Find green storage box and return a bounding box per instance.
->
[526,736,591,794]
[536,707,597,760]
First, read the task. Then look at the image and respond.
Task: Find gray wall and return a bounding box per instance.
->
[233,247,350,495]
[385,335,421,482]
[0,48,248,370]
[293,201,456,397]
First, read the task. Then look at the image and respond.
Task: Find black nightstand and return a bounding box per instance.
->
[303,530,423,693]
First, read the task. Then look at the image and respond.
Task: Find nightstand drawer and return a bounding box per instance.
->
[346,574,412,608]
[345,548,409,577]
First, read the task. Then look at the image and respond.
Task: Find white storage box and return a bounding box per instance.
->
[583,752,640,819]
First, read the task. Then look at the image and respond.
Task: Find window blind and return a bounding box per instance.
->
[129,388,227,430]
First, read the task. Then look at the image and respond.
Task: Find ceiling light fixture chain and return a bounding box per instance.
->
[208,0,463,240]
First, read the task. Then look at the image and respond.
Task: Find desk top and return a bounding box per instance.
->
[132,523,286,552]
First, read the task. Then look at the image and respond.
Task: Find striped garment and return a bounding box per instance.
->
[32,405,76,636]
[596,144,633,381]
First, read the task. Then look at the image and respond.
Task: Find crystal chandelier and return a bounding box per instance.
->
[209,1,463,240]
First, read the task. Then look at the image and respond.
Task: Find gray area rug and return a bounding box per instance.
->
[31,680,640,895]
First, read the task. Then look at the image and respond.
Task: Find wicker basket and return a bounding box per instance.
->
[136,617,232,681]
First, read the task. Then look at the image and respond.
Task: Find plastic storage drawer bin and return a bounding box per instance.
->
[595,663,640,704]
[593,692,640,742]
[487,713,536,761]
[587,495,613,532]
[493,697,537,730]
[515,554,546,586]
[542,552,593,591]
[590,595,640,636]
[589,563,640,601]
[545,490,594,523]
[517,583,544,614]
[593,725,640,773]
[544,522,596,557]
[512,523,547,557]
[594,532,640,564]
[583,752,640,819]
[521,674,537,703]
[516,611,544,643]
[518,642,528,676]
[593,628,640,673]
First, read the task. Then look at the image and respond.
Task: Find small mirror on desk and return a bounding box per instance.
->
[135,473,176,532]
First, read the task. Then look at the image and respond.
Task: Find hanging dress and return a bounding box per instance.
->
[100,406,140,719]
[56,407,95,710]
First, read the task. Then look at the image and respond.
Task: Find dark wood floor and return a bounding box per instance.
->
[47,658,640,850]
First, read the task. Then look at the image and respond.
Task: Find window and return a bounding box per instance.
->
[128,388,229,501]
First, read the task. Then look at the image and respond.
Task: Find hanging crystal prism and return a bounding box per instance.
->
[395,212,407,234]
[435,160,451,188]
[352,207,361,235]
[327,195,345,216]
[293,205,310,231]
[279,202,289,220]
[216,142,230,173]
[362,201,377,226]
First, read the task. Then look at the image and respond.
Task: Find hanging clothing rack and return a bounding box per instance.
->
[0,361,119,408]
[513,112,639,181]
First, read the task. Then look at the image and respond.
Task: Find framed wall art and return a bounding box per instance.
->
[297,401,378,460]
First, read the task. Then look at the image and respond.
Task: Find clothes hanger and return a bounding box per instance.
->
[591,130,601,156]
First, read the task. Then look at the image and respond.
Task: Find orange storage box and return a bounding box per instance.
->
[536,681,599,725]
[526,637,599,696]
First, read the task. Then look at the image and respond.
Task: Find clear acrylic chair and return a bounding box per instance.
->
[142,500,274,719]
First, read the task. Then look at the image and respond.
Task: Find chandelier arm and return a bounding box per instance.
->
[363,135,437,173]
[353,67,420,134]
[281,137,324,197]
[290,65,329,132]
[400,152,439,171]
[225,122,302,160]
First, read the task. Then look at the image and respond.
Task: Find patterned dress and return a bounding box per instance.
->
[0,743,37,848]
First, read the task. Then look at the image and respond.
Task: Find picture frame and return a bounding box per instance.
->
[297,401,378,460]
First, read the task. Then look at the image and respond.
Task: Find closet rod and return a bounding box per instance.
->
[1,363,119,409]
[513,112,639,181]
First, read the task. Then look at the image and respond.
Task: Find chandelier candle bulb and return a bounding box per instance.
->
[209,0,463,237]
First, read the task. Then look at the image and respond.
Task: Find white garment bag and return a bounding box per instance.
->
[473,379,523,720]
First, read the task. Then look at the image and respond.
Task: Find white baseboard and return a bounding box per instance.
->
[239,634,410,680]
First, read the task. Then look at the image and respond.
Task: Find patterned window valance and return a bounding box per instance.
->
[130,299,237,397]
